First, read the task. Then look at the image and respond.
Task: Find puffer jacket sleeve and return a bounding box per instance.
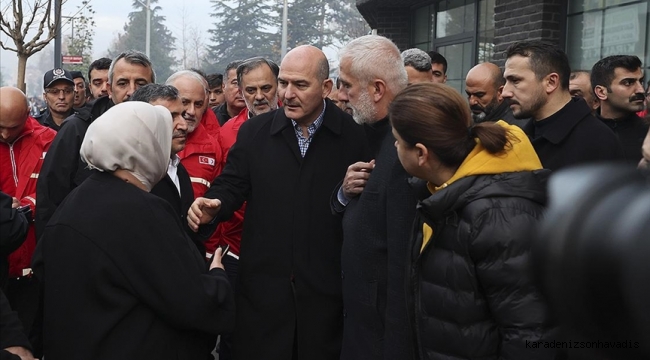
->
[468,205,556,360]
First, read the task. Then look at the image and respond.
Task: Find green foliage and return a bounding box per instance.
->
[107,0,177,82]
[204,0,280,74]
[63,0,95,79]
[204,0,369,73]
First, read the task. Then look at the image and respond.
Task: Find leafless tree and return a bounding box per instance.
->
[0,0,62,92]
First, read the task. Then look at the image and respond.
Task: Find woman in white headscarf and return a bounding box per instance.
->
[32,102,234,360]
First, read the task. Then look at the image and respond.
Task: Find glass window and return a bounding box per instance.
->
[566,2,648,71]
[436,0,476,38]
[413,5,432,46]
[437,41,474,94]
[568,0,641,13]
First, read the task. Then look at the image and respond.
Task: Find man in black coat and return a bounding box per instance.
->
[503,41,625,171]
[131,84,202,255]
[188,45,369,360]
[35,51,155,240]
[592,55,649,164]
[331,35,419,360]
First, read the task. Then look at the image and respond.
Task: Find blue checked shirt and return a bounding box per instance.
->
[291,100,326,157]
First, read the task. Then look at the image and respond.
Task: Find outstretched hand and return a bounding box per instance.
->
[187,197,222,232]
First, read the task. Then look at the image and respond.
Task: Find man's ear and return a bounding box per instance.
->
[322,78,333,98]
[497,85,505,101]
[594,85,609,101]
[371,79,387,103]
[544,73,561,94]
[106,82,113,99]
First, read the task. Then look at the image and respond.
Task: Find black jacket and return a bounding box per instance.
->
[35,96,114,239]
[409,170,556,360]
[335,118,419,360]
[32,172,234,360]
[150,163,203,255]
[202,99,369,360]
[522,97,625,171]
[0,192,29,289]
[0,289,32,360]
[597,112,649,164]
[212,103,231,126]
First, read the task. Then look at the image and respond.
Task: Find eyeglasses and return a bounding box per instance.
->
[45,88,74,96]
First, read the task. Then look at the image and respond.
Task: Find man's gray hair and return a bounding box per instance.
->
[224,60,244,82]
[130,84,179,103]
[401,48,432,72]
[339,35,408,95]
[237,57,280,86]
[108,51,155,84]
[165,70,208,93]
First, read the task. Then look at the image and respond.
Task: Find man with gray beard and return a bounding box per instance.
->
[333,35,420,360]
[465,62,527,127]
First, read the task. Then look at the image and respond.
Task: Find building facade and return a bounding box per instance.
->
[357,0,649,94]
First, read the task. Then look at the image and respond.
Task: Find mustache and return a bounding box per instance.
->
[172,130,186,138]
[253,100,269,107]
[630,93,646,102]
[470,104,485,112]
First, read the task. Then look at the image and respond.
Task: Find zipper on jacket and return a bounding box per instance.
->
[6,132,30,188]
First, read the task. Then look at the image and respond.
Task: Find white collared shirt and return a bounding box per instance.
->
[167,155,181,195]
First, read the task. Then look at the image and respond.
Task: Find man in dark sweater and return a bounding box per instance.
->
[502,41,625,171]
[212,60,246,126]
[591,55,648,164]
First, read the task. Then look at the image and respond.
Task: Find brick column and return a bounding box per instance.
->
[493,0,565,67]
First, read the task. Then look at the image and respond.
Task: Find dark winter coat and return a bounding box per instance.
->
[409,170,557,360]
[35,96,114,239]
[32,172,234,360]
[150,163,202,255]
[202,99,369,360]
[522,97,625,171]
[334,118,419,360]
[597,112,649,164]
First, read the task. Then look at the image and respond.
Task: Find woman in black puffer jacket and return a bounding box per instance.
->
[389,83,557,360]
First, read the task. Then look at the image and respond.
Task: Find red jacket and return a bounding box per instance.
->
[201,107,222,141]
[209,108,250,256]
[0,117,56,277]
[178,123,222,200]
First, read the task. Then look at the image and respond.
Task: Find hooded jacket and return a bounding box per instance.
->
[409,122,556,360]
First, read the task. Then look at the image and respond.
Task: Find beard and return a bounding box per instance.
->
[245,95,278,117]
[351,90,377,125]
[470,98,500,123]
[512,88,547,120]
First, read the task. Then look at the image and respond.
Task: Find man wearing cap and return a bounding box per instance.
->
[70,71,87,109]
[34,68,75,131]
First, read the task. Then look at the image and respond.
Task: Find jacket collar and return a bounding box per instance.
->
[523,97,591,145]
[270,98,342,136]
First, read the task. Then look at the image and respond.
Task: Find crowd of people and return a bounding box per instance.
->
[1,34,649,360]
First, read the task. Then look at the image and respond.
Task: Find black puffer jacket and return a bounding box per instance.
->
[408,170,556,360]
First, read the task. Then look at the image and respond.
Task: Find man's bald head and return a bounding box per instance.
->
[0,87,30,143]
[278,45,333,125]
[284,45,330,82]
[466,62,504,89]
[464,62,506,122]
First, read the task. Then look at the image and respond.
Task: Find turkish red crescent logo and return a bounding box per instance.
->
[199,156,215,166]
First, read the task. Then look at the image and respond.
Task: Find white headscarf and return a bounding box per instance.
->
[80,101,172,191]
